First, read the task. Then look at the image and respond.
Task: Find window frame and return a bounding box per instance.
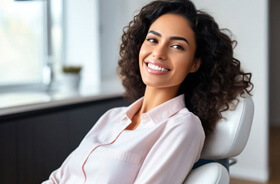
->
[0,0,60,92]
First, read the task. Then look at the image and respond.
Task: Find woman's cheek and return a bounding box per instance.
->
[139,45,149,57]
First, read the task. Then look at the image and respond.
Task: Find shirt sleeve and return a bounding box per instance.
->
[134,113,205,184]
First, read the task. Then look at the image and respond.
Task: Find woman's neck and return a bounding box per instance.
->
[126,86,179,130]
[140,86,179,114]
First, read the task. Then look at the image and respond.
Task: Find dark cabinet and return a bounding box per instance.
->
[0,96,129,184]
[0,121,17,184]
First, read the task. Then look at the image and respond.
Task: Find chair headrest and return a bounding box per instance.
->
[201,92,254,160]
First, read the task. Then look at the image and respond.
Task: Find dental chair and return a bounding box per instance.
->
[184,93,254,184]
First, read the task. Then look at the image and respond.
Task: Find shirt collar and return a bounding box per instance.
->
[125,97,144,121]
[122,94,187,124]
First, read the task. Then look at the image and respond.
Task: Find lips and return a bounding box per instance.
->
[144,61,171,75]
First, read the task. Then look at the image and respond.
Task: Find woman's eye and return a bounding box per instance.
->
[146,38,158,43]
[172,44,185,51]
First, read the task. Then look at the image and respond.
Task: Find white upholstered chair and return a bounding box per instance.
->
[184,92,254,184]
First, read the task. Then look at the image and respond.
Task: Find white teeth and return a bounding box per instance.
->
[147,63,168,72]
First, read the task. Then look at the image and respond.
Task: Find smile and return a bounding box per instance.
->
[147,63,169,72]
[144,61,171,75]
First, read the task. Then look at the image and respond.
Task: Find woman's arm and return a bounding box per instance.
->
[134,114,205,184]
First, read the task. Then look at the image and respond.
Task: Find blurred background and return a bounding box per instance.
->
[0,0,278,183]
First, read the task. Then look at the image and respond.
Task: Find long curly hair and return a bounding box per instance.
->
[118,0,253,136]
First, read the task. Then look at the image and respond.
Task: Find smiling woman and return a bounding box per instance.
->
[43,0,253,183]
[118,0,253,135]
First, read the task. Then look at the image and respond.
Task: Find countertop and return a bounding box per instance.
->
[0,82,125,117]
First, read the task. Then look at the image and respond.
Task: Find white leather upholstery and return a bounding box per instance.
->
[201,93,254,159]
[184,163,230,184]
[183,93,254,183]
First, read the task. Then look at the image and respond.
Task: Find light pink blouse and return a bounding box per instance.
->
[42,95,205,184]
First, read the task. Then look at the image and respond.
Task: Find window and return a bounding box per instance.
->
[0,0,44,86]
[0,0,62,89]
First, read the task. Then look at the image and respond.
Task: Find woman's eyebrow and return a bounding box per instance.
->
[170,36,190,46]
[149,30,161,37]
[148,30,190,46]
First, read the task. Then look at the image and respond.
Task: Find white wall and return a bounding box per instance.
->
[64,0,101,94]
[99,0,125,81]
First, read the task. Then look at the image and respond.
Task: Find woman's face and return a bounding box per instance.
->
[139,13,200,91]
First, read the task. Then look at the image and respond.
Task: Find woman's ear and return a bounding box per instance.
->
[190,58,201,73]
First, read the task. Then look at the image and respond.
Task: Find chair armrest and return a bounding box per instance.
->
[183,163,230,184]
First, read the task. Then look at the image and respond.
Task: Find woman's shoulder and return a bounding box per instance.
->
[172,108,201,124]
[167,108,205,137]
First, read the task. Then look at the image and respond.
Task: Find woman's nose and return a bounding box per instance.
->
[152,45,167,60]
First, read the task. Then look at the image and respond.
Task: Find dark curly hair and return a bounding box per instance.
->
[118,0,253,136]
